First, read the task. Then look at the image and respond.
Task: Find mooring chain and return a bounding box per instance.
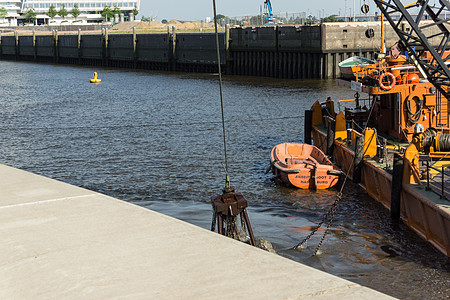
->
[293,155,350,254]
[293,192,342,250]
[295,95,378,255]
[313,193,342,255]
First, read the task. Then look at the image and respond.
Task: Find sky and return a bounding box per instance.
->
[138,0,369,21]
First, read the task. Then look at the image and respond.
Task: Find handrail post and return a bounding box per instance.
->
[442,166,445,199]
[426,160,430,191]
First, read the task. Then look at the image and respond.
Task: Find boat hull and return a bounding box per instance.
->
[273,167,339,189]
[338,56,376,79]
[312,125,450,256]
[270,143,340,189]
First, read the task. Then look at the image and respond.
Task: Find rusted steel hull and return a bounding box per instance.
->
[312,125,450,256]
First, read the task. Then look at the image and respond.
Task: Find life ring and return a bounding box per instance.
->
[378,72,396,91]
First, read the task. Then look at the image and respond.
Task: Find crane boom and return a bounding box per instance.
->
[374,0,450,100]
[264,0,276,25]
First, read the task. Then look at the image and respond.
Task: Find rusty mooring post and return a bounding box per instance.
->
[211,187,256,246]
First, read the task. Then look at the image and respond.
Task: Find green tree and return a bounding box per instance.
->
[101,5,113,21]
[70,4,80,20]
[216,14,226,20]
[132,6,138,16]
[0,6,7,19]
[112,6,121,16]
[58,4,68,19]
[24,8,36,23]
[141,15,150,22]
[161,19,168,24]
[321,15,342,23]
[306,15,316,24]
[47,5,57,19]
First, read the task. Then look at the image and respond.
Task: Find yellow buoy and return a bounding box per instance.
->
[90,72,101,83]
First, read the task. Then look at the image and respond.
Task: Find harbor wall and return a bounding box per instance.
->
[0,163,393,299]
[0,22,442,78]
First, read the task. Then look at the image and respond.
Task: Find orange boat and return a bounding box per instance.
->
[270,142,341,189]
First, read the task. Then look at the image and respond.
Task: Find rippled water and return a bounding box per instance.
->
[0,61,448,299]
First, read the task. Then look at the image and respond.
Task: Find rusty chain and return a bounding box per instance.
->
[293,192,342,251]
[294,97,378,255]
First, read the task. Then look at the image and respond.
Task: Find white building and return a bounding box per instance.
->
[0,0,140,26]
[0,0,22,26]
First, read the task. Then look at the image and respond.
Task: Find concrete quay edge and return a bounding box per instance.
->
[0,164,395,299]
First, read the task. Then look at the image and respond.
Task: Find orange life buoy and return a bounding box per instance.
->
[378,72,396,91]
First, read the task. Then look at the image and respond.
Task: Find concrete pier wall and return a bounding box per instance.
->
[0,22,443,78]
[0,163,394,299]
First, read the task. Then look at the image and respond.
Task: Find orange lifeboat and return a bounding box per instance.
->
[269,143,341,189]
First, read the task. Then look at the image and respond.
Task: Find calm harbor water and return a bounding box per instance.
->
[0,61,448,298]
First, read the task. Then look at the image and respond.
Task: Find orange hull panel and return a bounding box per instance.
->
[312,125,450,256]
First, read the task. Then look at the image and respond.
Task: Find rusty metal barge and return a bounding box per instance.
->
[304,0,450,258]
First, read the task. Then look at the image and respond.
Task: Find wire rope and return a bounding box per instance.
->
[212,0,230,188]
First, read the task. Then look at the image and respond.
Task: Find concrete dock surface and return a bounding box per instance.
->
[0,164,394,299]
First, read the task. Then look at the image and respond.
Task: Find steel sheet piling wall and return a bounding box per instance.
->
[2,22,440,78]
[0,25,372,78]
[135,33,170,70]
[228,25,328,79]
[58,35,79,64]
[1,35,16,57]
[18,36,34,60]
[80,34,103,66]
[175,32,225,73]
[108,33,134,68]
[35,35,55,62]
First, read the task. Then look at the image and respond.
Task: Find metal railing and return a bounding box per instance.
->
[337,98,371,112]
[425,160,450,200]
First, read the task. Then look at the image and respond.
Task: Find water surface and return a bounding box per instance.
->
[0,61,448,299]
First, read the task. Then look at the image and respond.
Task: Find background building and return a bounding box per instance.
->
[0,0,22,26]
[0,0,140,26]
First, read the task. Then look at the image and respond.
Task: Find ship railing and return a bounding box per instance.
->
[337,98,371,112]
[424,160,450,200]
